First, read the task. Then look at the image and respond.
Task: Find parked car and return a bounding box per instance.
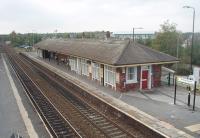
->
[24,46,32,49]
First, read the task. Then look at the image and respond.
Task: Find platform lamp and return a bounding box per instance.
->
[183,6,195,74]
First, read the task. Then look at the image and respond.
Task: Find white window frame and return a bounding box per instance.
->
[104,65,116,87]
[77,58,81,75]
[126,67,137,84]
[69,57,77,71]
[80,59,89,76]
[92,63,100,80]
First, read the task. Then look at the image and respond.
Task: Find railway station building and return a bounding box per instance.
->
[35,39,178,92]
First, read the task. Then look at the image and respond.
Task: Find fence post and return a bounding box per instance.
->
[174,77,177,105]
[193,81,197,111]
[188,91,191,106]
[168,73,171,86]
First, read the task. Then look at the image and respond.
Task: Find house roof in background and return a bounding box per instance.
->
[35,39,178,66]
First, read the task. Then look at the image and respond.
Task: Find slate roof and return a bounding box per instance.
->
[35,39,178,66]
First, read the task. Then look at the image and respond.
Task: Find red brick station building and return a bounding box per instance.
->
[35,39,178,92]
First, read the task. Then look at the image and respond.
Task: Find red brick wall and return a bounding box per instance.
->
[116,67,140,92]
[116,68,126,92]
[116,65,162,92]
[152,64,161,87]
[125,83,140,91]
[57,53,69,61]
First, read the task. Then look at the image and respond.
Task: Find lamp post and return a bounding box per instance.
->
[32,30,36,47]
[176,33,180,72]
[133,27,143,44]
[183,6,195,74]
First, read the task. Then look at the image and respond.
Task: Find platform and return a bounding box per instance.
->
[24,52,196,138]
[0,53,50,138]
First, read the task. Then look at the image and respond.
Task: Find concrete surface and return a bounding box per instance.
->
[0,53,51,138]
[0,54,28,137]
[26,52,198,137]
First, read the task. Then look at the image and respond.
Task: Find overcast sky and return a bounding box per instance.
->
[0,0,199,34]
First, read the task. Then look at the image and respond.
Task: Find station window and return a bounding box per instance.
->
[69,57,77,71]
[92,63,100,80]
[126,67,137,83]
[104,65,116,86]
[80,59,89,76]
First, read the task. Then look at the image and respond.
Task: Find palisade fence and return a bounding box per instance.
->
[161,71,200,92]
[161,70,175,86]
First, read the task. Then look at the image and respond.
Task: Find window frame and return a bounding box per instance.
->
[92,63,100,80]
[80,59,89,76]
[104,65,116,87]
[126,67,137,84]
[69,57,77,71]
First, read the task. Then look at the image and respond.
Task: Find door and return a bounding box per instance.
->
[142,70,148,89]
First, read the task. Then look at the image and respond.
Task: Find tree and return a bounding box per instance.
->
[9,31,42,47]
[137,38,153,47]
[193,34,200,65]
[152,20,182,57]
[9,31,25,46]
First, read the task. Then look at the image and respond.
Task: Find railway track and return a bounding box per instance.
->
[32,61,138,138]
[5,46,147,138]
[20,53,144,138]
[0,45,5,53]
[6,49,81,138]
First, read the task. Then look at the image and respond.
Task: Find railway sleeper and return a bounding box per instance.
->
[84,112,97,117]
[108,131,124,137]
[90,118,106,123]
[43,112,58,117]
[55,130,70,136]
[104,127,118,132]
[48,118,63,123]
[41,108,55,112]
[101,125,114,129]
[93,119,106,124]
[51,121,65,126]
[40,105,53,109]
[97,122,110,127]
[92,116,105,120]
[112,134,128,138]
[54,126,69,132]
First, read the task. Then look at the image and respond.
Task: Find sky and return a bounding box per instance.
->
[0,0,199,34]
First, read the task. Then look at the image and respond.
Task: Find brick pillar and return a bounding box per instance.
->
[152,65,161,87]
[116,68,126,92]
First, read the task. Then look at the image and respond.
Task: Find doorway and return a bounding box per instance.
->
[142,70,149,89]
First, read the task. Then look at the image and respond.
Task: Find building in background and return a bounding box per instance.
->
[113,33,155,40]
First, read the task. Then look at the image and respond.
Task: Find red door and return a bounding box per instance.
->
[142,70,148,89]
